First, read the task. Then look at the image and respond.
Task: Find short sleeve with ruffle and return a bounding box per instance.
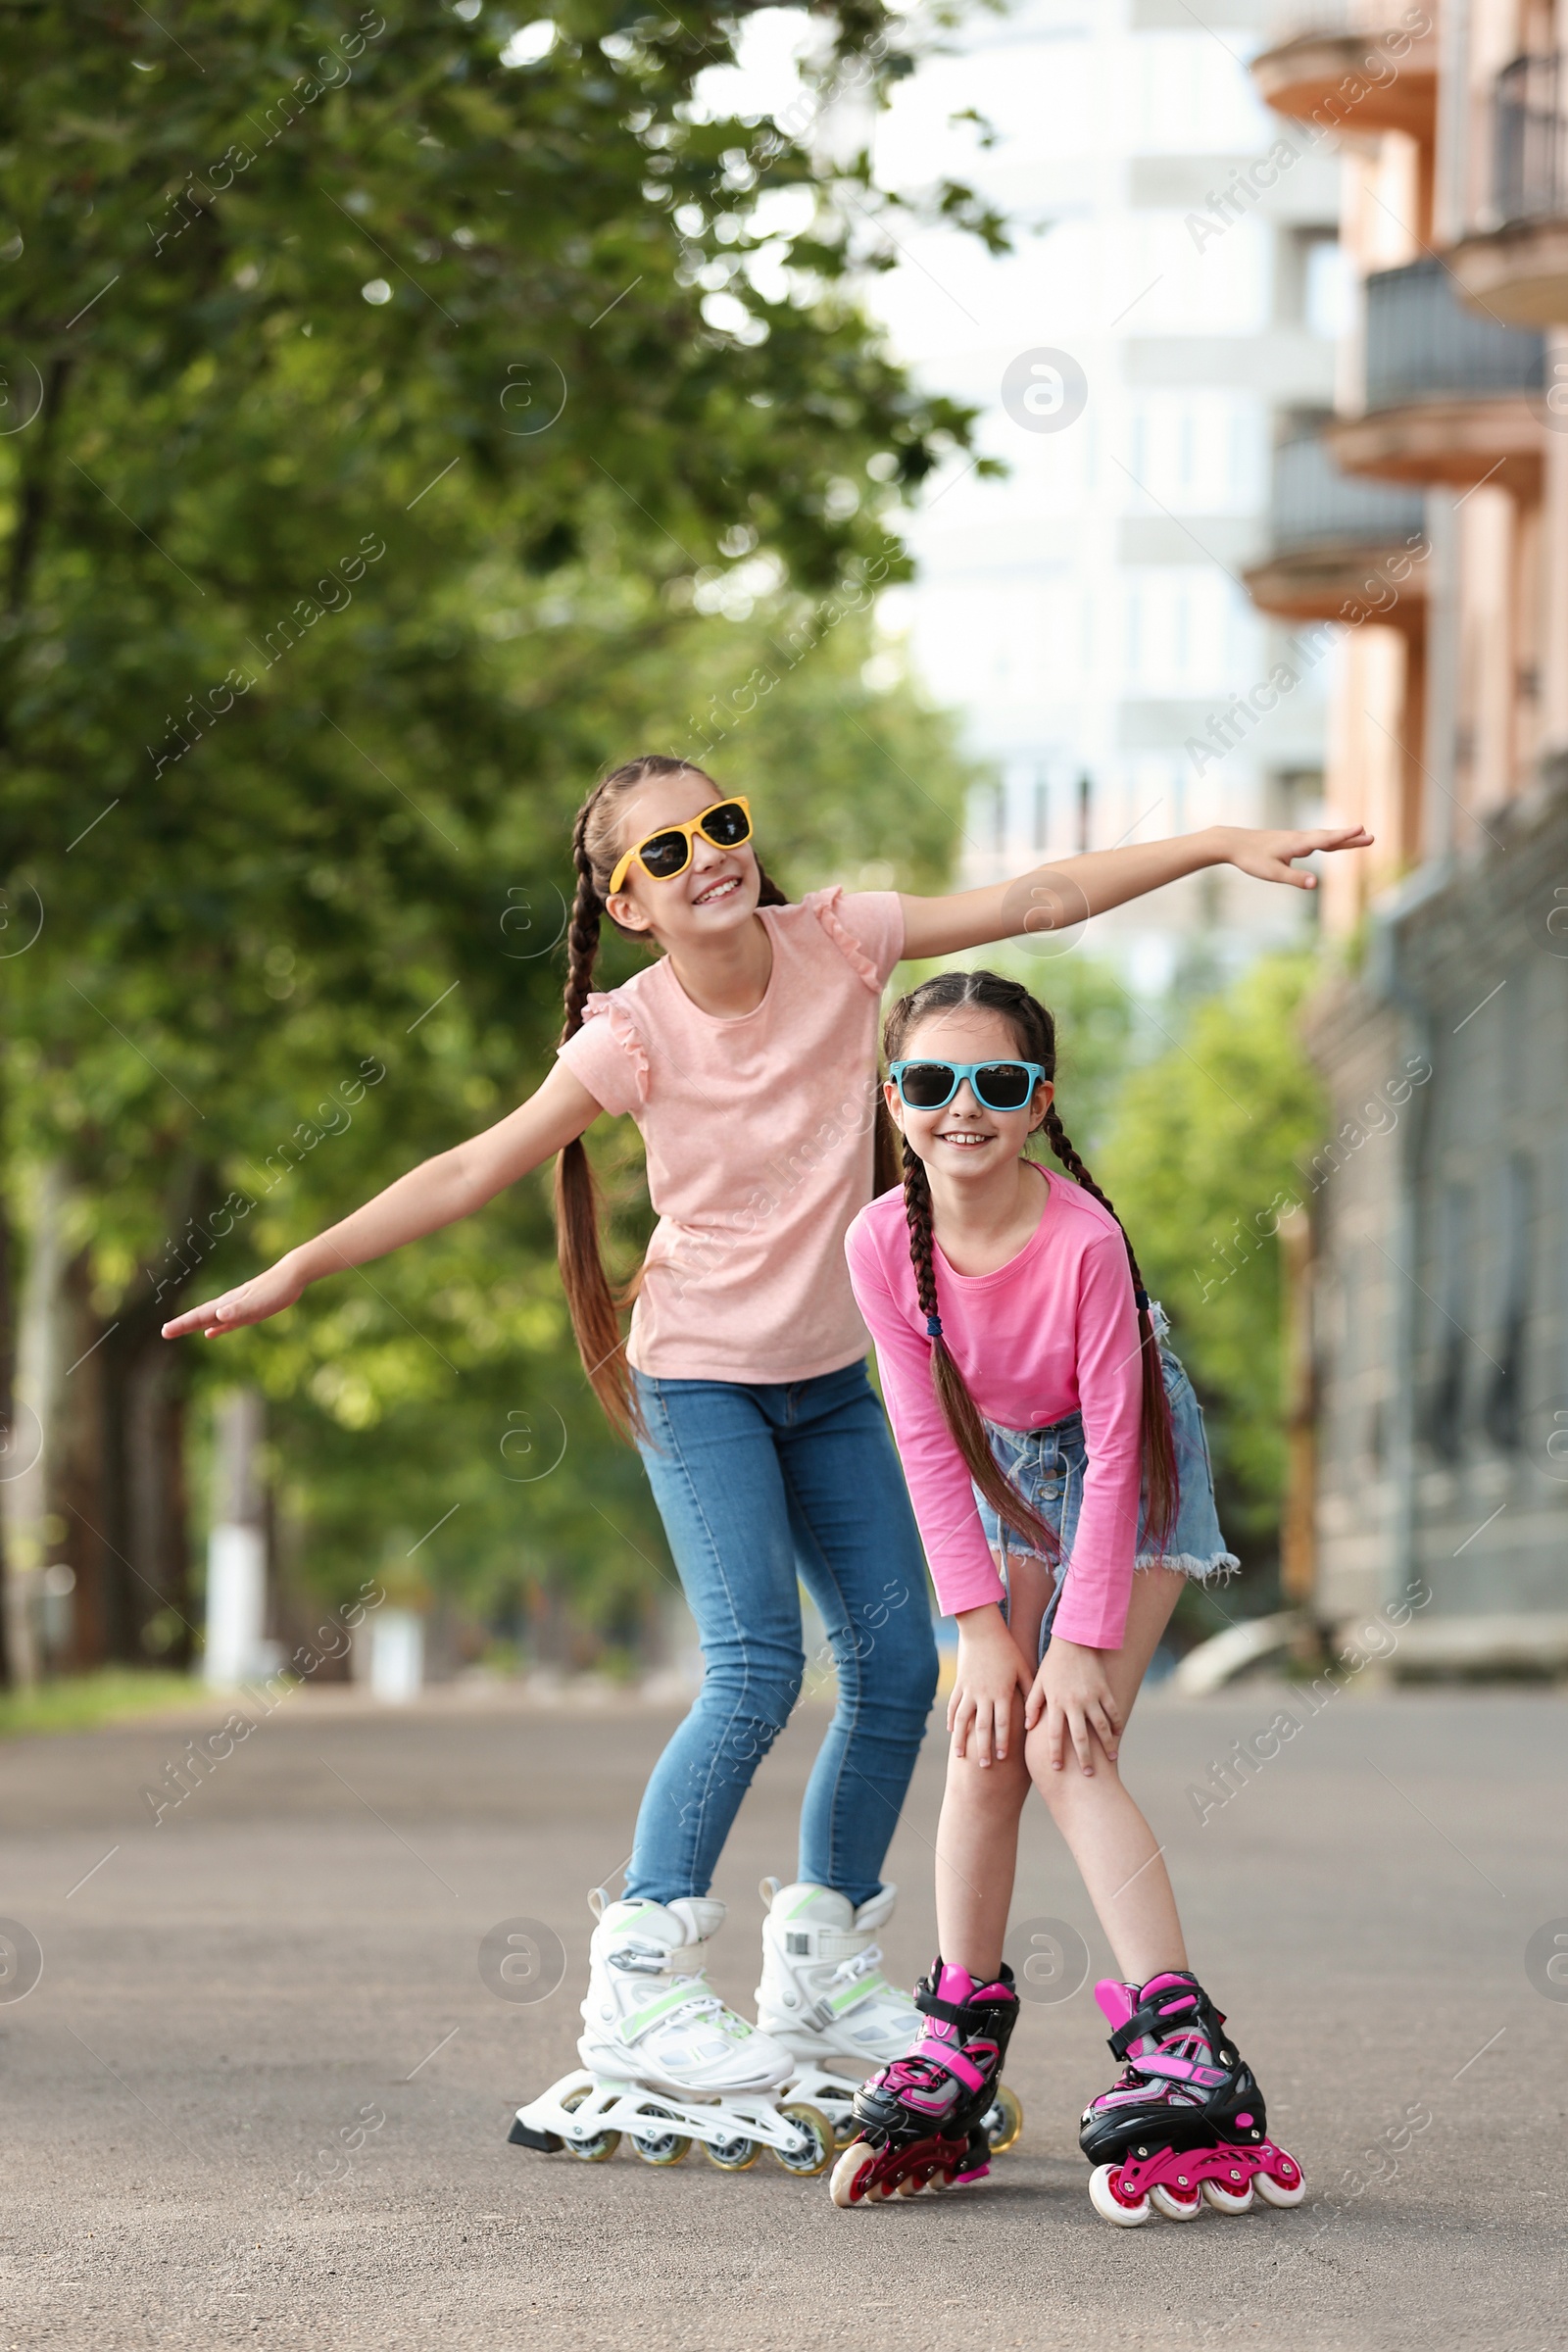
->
[799,887,905,991]
[556,991,649,1117]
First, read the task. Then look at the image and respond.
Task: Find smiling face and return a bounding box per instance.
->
[602,768,760,947]
[885,1003,1053,1180]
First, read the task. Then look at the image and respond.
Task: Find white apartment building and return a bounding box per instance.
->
[866,0,1352,987]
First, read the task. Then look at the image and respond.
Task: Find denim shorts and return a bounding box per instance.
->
[972,1313,1238,1661]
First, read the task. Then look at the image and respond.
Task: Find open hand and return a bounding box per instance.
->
[949,1605,1033,1767]
[1217,822,1373,889]
[161,1253,306,1340]
[1024,1637,1123,1775]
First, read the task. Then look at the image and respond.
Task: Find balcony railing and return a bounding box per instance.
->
[1363,259,1544,408]
[1265,0,1407,40]
[1494,53,1568,224]
[1269,431,1426,553]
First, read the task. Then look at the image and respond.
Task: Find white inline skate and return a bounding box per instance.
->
[509,1890,834,2175]
[755,1879,1022,2162]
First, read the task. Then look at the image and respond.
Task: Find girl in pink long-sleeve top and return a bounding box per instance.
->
[830,970,1305,2226]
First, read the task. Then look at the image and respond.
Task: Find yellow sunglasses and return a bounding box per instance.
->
[609,798,753,895]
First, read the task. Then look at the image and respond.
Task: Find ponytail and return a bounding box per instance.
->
[553,757,791,1443]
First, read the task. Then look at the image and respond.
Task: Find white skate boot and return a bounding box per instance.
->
[509,1891,834,2176]
[755,1879,930,2143]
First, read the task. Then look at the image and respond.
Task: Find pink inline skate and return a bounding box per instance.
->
[829,1959,1022,2205]
[1080,1971,1306,2225]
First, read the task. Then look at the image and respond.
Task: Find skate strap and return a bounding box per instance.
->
[1126,2049,1230,2090]
[617,1973,744,2048]
[1106,1986,1204,2061]
[806,1948,892,2033]
[914,1981,1011,2036]
[788,1928,871,1964]
[885,2040,989,2098]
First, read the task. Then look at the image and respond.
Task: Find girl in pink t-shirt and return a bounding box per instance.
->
[165,757,1362,2160]
[833,969,1303,2220]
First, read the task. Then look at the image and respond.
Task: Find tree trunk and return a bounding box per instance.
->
[1,1159,88,1684]
[0,1176,15,1688]
[97,1294,193,1665]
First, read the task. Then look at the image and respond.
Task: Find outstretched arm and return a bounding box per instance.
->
[161,1057,603,1341]
[899,822,1373,961]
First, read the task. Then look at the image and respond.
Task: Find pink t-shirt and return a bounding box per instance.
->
[845,1165,1143,1647]
[557,889,905,1384]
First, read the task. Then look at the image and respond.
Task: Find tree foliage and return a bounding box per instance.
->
[1098,956,1328,1569]
[0,0,989,1669]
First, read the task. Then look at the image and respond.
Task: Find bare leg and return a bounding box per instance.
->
[1025,1566,1188,1985]
[934,1551,1055,1982]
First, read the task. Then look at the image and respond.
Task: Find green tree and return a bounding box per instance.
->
[1098,956,1328,1584]
[0,0,997,1673]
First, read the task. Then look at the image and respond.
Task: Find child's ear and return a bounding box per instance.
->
[882,1078,904,1131]
[606,885,654,936]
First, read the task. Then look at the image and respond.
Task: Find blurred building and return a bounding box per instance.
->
[868,0,1348,991]
[1247,0,1568,1667]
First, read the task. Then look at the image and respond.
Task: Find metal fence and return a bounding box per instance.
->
[1363,259,1544,408]
[1270,430,1427,553]
[1494,52,1568,224]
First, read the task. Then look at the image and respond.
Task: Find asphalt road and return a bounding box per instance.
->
[0,1678,1563,2351]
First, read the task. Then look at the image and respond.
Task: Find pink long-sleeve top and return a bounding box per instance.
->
[845,1165,1144,1649]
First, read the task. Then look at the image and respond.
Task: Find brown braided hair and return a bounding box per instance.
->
[556,756,792,1439]
[882,970,1179,1560]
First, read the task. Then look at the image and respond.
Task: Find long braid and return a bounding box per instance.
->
[901,1141,1060,1561]
[1042,1104,1178,1546]
[555,804,639,1438]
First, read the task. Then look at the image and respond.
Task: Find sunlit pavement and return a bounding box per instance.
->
[0,1680,1561,2350]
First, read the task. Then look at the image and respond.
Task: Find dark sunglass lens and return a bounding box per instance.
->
[901,1063,956,1108]
[705,802,750,847]
[976,1063,1032,1109]
[639,829,690,878]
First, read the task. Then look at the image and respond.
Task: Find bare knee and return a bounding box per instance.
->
[945,1742,1031,1817]
[1025,1723,1122,1819]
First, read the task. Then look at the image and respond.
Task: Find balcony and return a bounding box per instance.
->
[1244,429,1428,622]
[1326,260,1546,495]
[1450,54,1568,326]
[1250,1,1438,142]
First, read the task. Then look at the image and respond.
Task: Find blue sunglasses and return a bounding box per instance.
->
[889,1058,1048,1113]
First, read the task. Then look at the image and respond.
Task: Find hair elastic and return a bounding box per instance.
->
[1134,1288,1150,1310]
[925,1315,944,1340]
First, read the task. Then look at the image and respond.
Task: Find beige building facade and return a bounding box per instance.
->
[1248,0,1568,1665]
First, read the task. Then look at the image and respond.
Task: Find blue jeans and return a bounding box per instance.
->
[624,1359,939,1909]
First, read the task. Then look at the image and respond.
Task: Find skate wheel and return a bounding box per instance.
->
[1089,2162,1152,2228]
[1254,2158,1306,2208]
[1151,2178,1204,2222]
[702,2130,760,2172]
[1201,2171,1254,2215]
[829,2139,879,2209]
[770,2103,834,2178]
[982,2082,1024,2157]
[628,2105,691,2167]
[560,2086,619,2164]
